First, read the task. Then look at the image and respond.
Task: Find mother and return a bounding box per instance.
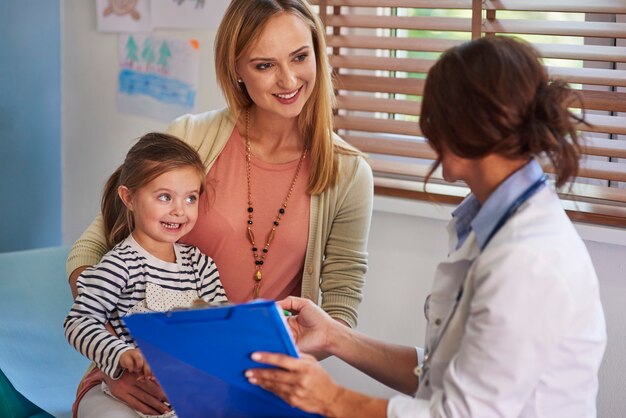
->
[66,0,373,416]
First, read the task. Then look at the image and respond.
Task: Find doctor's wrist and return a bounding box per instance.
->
[324,319,353,358]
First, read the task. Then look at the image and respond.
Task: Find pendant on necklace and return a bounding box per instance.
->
[253,270,262,298]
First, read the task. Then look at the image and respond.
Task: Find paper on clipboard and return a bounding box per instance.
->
[124,300,323,418]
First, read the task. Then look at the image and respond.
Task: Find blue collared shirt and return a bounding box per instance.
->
[452,159,545,250]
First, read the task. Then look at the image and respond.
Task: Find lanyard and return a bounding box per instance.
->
[415,174,548,380]
[482,174,548,249]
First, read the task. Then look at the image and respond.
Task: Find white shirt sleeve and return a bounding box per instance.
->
[415,346,424,365]
[388,395,432,418]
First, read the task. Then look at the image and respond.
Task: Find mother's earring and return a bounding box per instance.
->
[237,78,243,83]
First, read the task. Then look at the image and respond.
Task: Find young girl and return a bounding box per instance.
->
[245,36,606,418]
[64,132,227,418]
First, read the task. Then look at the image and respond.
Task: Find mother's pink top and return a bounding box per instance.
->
[182,128,310,303]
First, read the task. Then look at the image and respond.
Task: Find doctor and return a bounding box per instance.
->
[245,36,607,417]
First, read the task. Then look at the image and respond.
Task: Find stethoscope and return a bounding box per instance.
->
[414,174,548,380]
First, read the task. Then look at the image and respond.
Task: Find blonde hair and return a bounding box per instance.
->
[214,0,359,195]
[101,132,206,248]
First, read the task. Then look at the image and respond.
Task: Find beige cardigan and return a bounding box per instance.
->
[67,108,373,327]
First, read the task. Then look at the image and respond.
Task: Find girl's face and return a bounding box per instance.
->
[236,12,317,121]
[119,166,202,258]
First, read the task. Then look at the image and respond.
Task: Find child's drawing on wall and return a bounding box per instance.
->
[103,0,141,20]
[117,35,199,122]
[96,0,150,32]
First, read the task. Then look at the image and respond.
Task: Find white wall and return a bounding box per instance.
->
[321,208,449,398]
[61,1,626,416]
[586,240,626,418]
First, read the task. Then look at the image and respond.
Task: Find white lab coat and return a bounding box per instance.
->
[388,186,606,417]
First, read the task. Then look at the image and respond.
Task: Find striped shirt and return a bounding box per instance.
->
[64,235,226,378]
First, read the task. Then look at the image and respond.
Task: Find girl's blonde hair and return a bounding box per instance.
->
[101,132,206,248]
[214,0,359,195]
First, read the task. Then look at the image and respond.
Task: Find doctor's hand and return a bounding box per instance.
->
[278,296,339,355]
[102,369,171,415]
[246,352,342,416]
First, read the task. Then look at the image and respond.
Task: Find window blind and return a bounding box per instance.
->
[310,0,626,227]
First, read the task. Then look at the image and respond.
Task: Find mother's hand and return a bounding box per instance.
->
[102,370,172,415]
[246,352,341,416]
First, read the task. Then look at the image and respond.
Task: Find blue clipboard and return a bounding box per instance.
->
[124,300,323,418]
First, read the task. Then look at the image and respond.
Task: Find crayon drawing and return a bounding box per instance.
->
[96,0,151,32]
[117,35,199,121]
[103,0,141,20]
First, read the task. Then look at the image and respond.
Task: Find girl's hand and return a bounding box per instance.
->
[246,352,342,416]
[120,348,153,378]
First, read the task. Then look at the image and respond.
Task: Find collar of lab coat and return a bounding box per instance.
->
[446,221,480,263]
[450,159,544,251]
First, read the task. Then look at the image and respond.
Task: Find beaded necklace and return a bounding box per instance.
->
[244,109,307,299]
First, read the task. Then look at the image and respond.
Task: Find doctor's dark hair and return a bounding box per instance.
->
[420,36,585,188]
[101,132,206,249]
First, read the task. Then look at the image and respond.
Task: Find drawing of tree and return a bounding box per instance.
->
[141,38,156,71]
[126,36,139,67]
[157,41,172,72]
